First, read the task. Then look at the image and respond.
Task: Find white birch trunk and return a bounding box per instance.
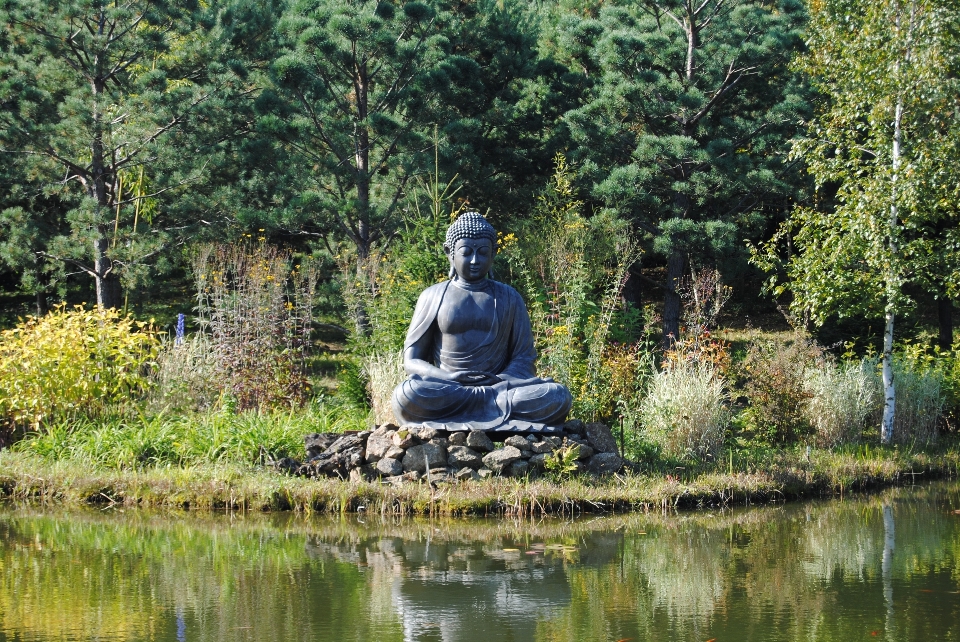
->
[881,94,904,444]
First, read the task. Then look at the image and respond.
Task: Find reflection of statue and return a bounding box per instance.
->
[391,212,572,432]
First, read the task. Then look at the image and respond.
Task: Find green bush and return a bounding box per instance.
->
[0,305,160,432]
[890,360,943,445]
[499,153,644,422]
[639,361,730,461]
[148,334,221,413]
[737,333,825,444]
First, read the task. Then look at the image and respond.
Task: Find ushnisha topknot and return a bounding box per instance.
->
[444,211,497,252]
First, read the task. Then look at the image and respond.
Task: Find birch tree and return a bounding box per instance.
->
[759,0,960,443]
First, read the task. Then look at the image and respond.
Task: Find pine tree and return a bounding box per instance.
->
[0,0,243,308]
[261,0,453,259]
[557,0,809,346]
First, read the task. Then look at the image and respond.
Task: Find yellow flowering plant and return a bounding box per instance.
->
[0,305,160,432]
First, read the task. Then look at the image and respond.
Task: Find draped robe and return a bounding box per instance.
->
[391,280,572,432]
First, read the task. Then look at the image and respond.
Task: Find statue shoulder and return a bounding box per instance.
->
[416,280,451,302]
[491,281,526,303]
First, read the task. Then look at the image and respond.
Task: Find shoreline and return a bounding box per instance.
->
[2,445,958,516]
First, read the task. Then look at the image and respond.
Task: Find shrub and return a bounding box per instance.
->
[737,333,825,444]
[499,153,644,422]
[147,333,221,412]
[193,243,317,411]
[890,360,943,445]
[362,351,405,425]
[804,359,880,447]
[0,305,159,432]
[639,361,730,461]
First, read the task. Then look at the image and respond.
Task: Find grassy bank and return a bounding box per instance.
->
[3,441,958,516]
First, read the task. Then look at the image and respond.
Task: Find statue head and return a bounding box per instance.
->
[444,212,496,281]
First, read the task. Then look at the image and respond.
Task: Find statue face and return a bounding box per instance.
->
[450,238,493,283]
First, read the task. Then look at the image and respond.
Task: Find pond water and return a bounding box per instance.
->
[3,483,960,641]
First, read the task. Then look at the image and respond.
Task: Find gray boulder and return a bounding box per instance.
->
[563,419,586,436]
[528,453,548,470]
[304,433,338,458]
[365,428,396,463]
[466,431,495,453]
[504,459,530,478]
[586,452,623,475]
[411,426,440,441]
[455,467,479,481]
[447,445,483,470]
[448,432,467,446]
[376,457,404,476]
[482,446,522,473]
[585,423,619,454]
[576,444,595,461]
[326,432,369,455]
[531,440,555,454]
[402,442,448,473]
[504,435,530,450]
[383,445,405,460]
[392,430,418,449]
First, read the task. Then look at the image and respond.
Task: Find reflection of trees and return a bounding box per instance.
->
[3,486,960,642]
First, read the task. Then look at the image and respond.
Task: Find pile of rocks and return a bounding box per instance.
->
[285,420,624,483]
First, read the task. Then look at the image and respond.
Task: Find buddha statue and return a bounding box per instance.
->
[391,212,573,432]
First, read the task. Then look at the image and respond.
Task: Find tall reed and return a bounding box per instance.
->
[193,243,317,411]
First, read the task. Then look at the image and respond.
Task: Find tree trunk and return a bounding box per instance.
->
[35,291,49,316]
[662,251,685,350]
[94,235,123,309]
[881,92,905,445]
[939,296,953,350]
[354,63,371,261]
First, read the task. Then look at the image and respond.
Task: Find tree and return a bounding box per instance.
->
[260,0,455,260]
[757,0,960,443]
[0,0,242,308]
[556,0,809,347]
[431,0,586,220]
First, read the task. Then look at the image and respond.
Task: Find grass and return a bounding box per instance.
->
[3,438,958,516]
[11,403,369,470]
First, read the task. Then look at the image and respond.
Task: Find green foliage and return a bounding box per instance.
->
[556,0,810,339]
[0,0,247,307]
[264,0,450,256]
[14,402,368,470]
[543,444,581,481]
[499,154,646,422]
[0,305,160,431]
[765,0,960,321]
[737,333,825,444]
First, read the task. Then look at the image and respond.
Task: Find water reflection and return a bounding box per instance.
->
[3,483,960,642]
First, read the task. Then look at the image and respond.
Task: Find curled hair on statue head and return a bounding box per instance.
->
[443,212,497,253]
[444,211,497,281]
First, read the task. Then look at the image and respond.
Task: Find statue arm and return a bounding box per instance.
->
[497,285,539,382]
[403,336,499,386]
